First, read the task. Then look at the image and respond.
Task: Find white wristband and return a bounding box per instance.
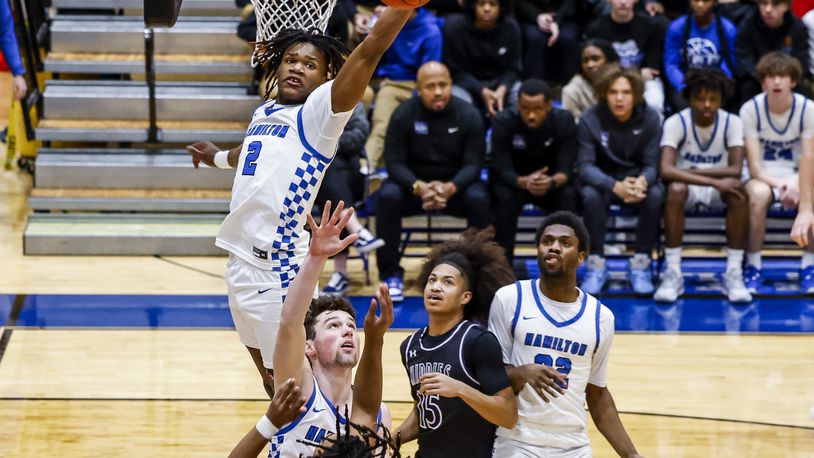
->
[255,414,278,440]
[213,150,232,169]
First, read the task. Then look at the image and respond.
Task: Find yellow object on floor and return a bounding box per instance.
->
[4,98,39,171]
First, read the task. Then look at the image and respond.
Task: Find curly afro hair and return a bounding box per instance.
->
[417,228,516,324]
[301,406,403,457]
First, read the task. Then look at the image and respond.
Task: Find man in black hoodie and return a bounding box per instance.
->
[490,78,578,263]
[735,0,811,103]
[576,66,664,296]
[443,0,522,116]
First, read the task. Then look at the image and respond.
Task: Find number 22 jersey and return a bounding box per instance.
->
[488,280,614,450]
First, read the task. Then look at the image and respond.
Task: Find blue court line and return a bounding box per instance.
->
[1,293,813,333]
[0,295,12,326]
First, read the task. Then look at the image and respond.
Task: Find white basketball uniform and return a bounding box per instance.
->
[660,108,744,209]
[740,92,814,199]
[219,80,354,368]
[488,280,615,457]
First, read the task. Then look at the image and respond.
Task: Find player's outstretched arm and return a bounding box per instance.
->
[792,137,814,246]
[351,283,394,431]
[185,141,243,169]
[229,378,308,458]
[273,201,359,393]
[586,384,643,458]
[331,7,413,113]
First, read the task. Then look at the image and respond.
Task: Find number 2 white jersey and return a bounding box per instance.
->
[216,81,354,285]
[739,92,814,177]
[488,280,615,450]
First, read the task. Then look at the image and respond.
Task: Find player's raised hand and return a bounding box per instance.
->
[364,283,394,341]
[518,364,566,403]
[266,378,308,428]
[419,372,465,398]
[185,141,220,168]
[306,200,360,258]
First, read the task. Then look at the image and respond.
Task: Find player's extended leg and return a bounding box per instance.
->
[655,182,688,303]
[246,346,275,399]
[744,179,773,292]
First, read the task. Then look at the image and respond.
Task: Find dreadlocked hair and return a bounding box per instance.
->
[300,405,404,458]
[417,228,516,324]
[253,28,350,101]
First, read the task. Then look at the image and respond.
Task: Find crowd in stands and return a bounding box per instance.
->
[237,0,814,304]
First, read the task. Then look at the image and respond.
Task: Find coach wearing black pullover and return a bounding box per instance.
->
[490,79,577,262]
[443,0,522,116]
[375,62,490,301]
[577,66,663,296]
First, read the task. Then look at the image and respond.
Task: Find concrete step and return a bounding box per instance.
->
[24,213,225,255]
[51,15,247,54]
[29,196,229,212]
[44,52,251,75]
[34,148,235,189]
[42,80,259,121]
[36,119,246,143]
[52,0,238,15]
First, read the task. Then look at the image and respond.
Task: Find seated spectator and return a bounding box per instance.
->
[364,8,442,172]
[587,0,666,115]
[664,0,738,110]
[443,0,522,117]
[375,62,490,301]
[740,52,814,294]
[656,69,751,303]
[576,66,664,295]
[515,0,584,84]
[735,0,811,104]
[316,103,385,296]
[562,39,621,119]
[490,79,578,262]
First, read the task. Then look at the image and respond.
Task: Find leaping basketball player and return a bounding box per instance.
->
[488,211,643,457]
[185,6,416,398]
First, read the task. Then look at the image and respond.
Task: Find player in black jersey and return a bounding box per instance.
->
[395,229,518,457]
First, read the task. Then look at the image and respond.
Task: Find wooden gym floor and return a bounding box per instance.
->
[1,78,813,457]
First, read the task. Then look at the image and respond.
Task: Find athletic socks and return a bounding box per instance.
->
[747,252,762,269]
[630,253,650,270]
[726,248,744,273]
[802,252,814,269]
[664,247,682,273]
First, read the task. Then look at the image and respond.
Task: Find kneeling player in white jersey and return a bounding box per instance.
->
[231,201,393,458]
[185,7,416,396]
[656,68,751,303]
[739,52,814,294]
[488,212,642,458]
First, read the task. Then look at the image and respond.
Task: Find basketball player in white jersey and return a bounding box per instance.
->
[488,211,642,457]
[739,51,814,294]
[185,7,416,396]
[656,68,751,303]
[231,201,393,458]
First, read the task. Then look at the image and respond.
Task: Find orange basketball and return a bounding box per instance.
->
[380,0,431,9]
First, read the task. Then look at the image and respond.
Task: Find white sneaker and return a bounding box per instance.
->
[722,269,753,303]
[654,268,684,303]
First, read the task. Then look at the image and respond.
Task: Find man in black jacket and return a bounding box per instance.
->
[577,66,664,296]
[735,0,811,103]
[375,61,490,302]
[490,79,578,262]
[443,0,522,116]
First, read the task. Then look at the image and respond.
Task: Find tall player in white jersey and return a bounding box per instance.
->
[656,68,751,304]
[185,7,416,396]
[739,52,814,294]
[488,212,642,457]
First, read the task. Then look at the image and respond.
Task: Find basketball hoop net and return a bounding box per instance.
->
[251,0,338,67]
